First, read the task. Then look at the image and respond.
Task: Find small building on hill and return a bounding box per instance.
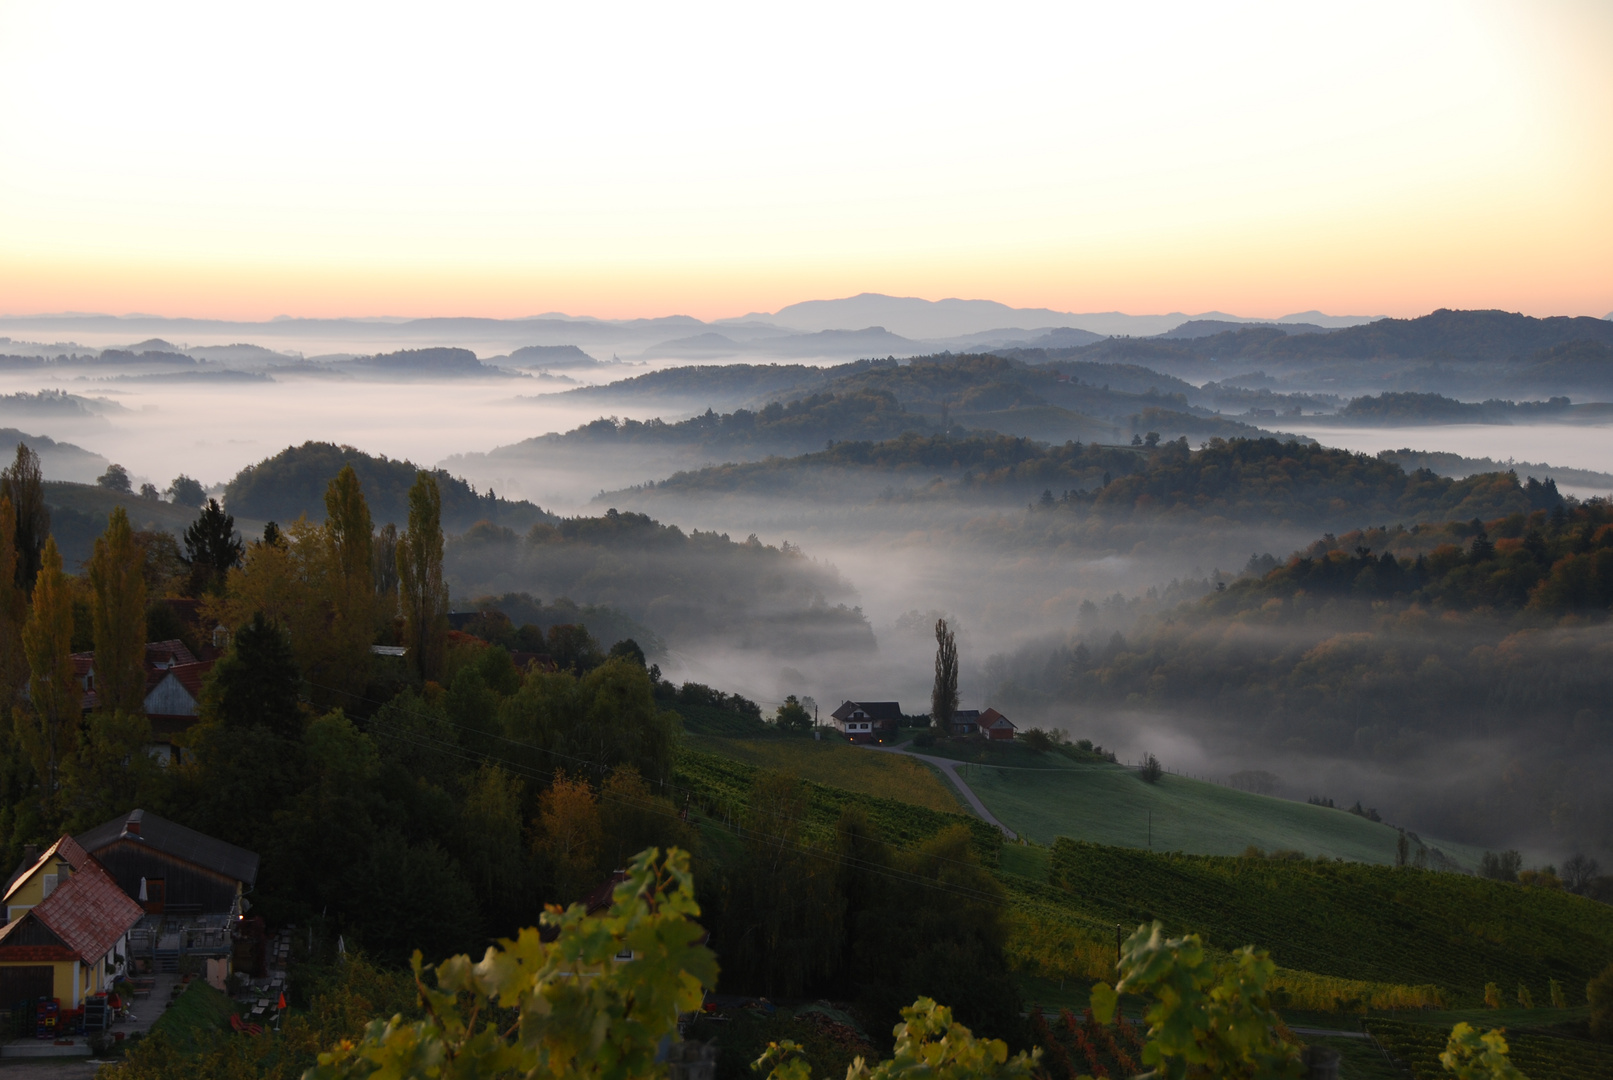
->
[64,640,215,763]
[980,707,1016,741]
[0,837,144,1007]
[831,700,902,743]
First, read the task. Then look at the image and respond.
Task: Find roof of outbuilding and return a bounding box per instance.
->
[0,842,144,964]
[77,809,260,888]
[144,659,214,702]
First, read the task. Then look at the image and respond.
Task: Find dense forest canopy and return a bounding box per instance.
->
[447,509,874,656]
[225,441,556,532]
[623,434,1555,533]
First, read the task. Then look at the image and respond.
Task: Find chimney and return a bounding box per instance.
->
[22,843,38,866]
[125,809,144,836]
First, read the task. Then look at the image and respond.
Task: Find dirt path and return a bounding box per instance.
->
[868,745,1018,839]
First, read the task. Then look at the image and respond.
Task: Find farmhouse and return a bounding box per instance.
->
[0,837,144,1008]
[830,700,902,742]
[980,707,1016,740]
[65,639,216,763]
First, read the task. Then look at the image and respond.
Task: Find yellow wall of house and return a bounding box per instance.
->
[2,853,75,919]
[0,958,111,1005]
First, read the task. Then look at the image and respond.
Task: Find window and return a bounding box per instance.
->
[614,947,634,962]
[41,874,57,899]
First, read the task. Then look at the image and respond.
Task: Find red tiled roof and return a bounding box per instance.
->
[24,846,145,963]
[146,639,199,668]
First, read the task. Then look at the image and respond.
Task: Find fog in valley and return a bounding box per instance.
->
[7,303,1613,867]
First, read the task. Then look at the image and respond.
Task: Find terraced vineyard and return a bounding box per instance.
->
[673,746,1002,865]
[1368,1018,1613,1079]
[1048,839,1613,1002]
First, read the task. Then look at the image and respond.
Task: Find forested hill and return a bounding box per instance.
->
[621,434,1551,530]
[225,441,557,532]
[446,509,874,656]
[1031,309,1613,368]
[558,358,897,407]
[554,352,1272,449]
[481,389,945,461]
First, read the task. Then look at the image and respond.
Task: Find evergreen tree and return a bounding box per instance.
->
[396,471,447,680]
[202,611,303,739]
[183,498,244,594]
[16,538,80,823]
[1,443,49,595]
[88,507,148,714]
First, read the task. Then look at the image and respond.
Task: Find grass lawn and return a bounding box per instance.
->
[682,734,965,814]
[958,761,1486,868]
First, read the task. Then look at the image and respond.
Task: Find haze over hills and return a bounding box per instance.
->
[0,294,1391,362]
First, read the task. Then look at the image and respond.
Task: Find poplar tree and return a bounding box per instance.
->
[89,506,149,714]
[322,466,376,701]
[396,471,448,681]
[0,494,26,708]
[932,617,958,733]
[1,443,49,595]
[17,538,81,820]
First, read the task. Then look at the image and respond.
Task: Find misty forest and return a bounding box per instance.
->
[5,303,1613,1080]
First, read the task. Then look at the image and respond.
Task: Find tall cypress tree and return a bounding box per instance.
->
[89,507,148,714]
[320,466,376,704]
[17,538,80,821]
[931,618,959,733]
[396,471,448,681]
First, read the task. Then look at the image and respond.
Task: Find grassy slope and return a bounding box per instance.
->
[147,980,239,1053]
[682,734,965,814]
[926,746,1483,868]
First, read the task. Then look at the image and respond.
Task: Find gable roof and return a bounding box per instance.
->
[0,841,143,963]
[980,707,1014,729]
[77,810,260,888]
[146,640,199,668]
[144,659,214,708]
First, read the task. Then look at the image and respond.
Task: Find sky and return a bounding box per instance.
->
[1,1,1609,322]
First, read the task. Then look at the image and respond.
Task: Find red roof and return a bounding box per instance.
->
[980,707,1015,729]
[144,659,214,702]
[0,839,143,964]
[146,639,199,668]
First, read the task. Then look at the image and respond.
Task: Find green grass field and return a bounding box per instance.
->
[951,756,1484,868]
[682,734,966,814]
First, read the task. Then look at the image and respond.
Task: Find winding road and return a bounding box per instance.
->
[869,744,1018,840]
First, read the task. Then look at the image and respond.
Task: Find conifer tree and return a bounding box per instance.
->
[89,506,148,714]
[397,471,448,681]
[16,538,80,822]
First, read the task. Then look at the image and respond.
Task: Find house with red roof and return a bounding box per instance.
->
[0,837,144,1007]
[65,639,215,764]
[979,707,1016,741]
